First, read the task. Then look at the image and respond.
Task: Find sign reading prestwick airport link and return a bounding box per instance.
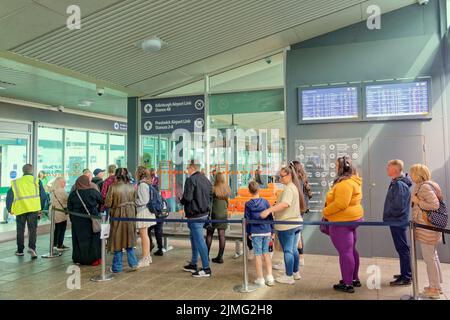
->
[141,95,205,135]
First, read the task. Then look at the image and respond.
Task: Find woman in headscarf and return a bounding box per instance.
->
[67,175,103,266]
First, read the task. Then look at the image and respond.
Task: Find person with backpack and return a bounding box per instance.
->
[410,164,444,299]
[147,168,166,256]
[180,161,213,278]
[383,159,412,287]
[135,166,157,268]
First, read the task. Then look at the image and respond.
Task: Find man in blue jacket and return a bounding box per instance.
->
[383,159,412,286]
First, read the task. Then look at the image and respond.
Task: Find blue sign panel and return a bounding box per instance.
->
[10,171,17,179]
[113,122,128,132]
[141,95,205,134]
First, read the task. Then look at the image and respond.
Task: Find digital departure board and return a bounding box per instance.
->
[299,86,359,122]
[365,80,430,119]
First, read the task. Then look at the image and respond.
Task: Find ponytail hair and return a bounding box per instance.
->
[290,160,312,199]
[281,165,307,213]
[334,155,354,185]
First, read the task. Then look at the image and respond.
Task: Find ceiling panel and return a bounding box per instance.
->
[0,0,32,19]
[0,64,127,118]
[11,0,365,87]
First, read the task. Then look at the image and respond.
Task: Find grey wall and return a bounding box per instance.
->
[286,0,450,261]
[0,102,127,133]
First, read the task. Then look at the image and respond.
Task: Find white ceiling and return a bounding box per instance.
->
[6,0,416,98]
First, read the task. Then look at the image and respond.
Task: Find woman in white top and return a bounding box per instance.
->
[135,166,157,268]
[49,177,69,251]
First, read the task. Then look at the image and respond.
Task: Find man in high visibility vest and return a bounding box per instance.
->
[6,164,47,259]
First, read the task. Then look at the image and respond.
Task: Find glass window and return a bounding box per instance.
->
[89,132,107,171]
[141,136,156,169]
[110,134,126,168]
[37,126,63,186]
[65,129,87,189]
[0,135,29,223]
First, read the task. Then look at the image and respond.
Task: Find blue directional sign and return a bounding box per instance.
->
[141,95,205,134]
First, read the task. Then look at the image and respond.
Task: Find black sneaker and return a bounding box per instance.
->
[212,257,223,264]
[15,251,24,256]
[333,283,355,293]
[154,249,164,256]
[393,274,402,280]
[183,264,198,273]
[390,277,411,287]
[192,268,211,278]
[339,279,361,287]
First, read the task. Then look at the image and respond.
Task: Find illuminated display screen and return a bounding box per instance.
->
[365,81,430,118]
[300,86,359,121]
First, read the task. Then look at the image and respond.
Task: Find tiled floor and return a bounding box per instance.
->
[0,234,449,300]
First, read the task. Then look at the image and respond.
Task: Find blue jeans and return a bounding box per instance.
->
[112,247,138,272]
[390,226,412,280]
[188,217,210,269]
[252,236,271,256]
[277,227,302,276]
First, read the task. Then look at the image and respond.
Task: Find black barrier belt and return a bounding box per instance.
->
[47,208,409,227]
[413,222,450,235]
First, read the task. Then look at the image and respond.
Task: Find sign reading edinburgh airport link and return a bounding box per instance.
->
[141,95,205,135]
[294,138,361,215]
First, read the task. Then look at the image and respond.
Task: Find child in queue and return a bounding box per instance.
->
[245,181,275,287]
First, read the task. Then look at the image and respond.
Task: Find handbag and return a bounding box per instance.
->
[76,190,101,233]
[319,217,330,235]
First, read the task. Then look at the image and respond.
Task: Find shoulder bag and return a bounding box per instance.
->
[76,190,101,233]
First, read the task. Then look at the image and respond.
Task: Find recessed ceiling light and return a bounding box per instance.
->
[78,100,94,107]
[0,86,6,90]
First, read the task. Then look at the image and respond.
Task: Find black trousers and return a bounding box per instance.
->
[54,221,67,248]
[148,221,164,250]
[16,212,38,252]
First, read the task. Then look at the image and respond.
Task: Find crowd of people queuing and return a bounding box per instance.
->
[4,155,447,299]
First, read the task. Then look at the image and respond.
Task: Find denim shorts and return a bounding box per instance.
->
[252,235,271,256]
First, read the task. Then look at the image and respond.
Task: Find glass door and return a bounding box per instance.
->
[0,133,30,223]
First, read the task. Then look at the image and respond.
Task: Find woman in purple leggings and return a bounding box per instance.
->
[323,156,364,293]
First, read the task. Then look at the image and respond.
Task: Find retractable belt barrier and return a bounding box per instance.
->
[45,207,450,299]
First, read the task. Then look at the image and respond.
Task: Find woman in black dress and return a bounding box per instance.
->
[68,175,103,266]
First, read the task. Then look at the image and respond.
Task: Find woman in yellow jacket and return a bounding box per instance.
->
[323,156,364,294]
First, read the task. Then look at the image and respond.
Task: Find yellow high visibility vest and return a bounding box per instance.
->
[11,175,41,215]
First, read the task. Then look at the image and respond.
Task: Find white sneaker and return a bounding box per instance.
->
[254,278,265,287]
[275,275,295,285]
[265,275,275,286]
[247,250,254,261]
[293,272,302,280]
[299,255,305,266]
[28,249,37,260]
[137,256,151,268]
[272,262,284,270]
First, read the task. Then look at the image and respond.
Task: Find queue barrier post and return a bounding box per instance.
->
[41,207,62,259]
[91,213,113,282]
[233,218,257,293]
[401,221,421,300]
